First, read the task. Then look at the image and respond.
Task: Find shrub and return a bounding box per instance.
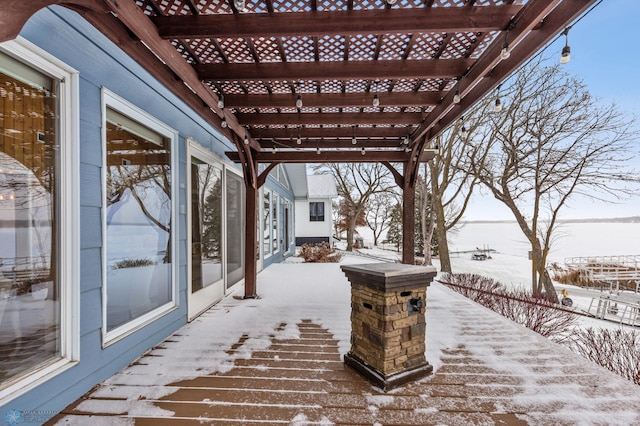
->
[111,258,156,269]
[569,327,640,385]
[439,273,578,344]
[298,242,342,263]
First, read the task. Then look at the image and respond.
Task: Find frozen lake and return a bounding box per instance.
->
[449,221,640,264]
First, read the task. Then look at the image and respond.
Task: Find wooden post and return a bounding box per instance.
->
[402,177,415,265]
[244,182,258,298]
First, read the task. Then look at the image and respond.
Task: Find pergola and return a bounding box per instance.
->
[1,0,595,298]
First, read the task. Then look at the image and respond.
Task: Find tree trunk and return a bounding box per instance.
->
[433,200,451,272]
[346,220,354,251]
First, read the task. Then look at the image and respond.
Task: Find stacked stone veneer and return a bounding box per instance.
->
[341,263,437,391]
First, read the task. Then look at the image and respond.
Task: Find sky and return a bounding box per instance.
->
[465,0,640,221]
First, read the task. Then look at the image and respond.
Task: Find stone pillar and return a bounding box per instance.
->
[341,263,437,391]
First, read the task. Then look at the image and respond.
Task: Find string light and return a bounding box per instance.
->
[296,126,302,145]
[560,27,571,64]
[316,146,321,155]
[244,133,249,145]
[460,116,469,139]
[453,78,461,104]
[217,94,224,109]
[361,147,366,155]
[372,80,381,107]
[352,126,357,145]
[501,31,511,60]
[494,85,503,113]
[272,145,276,154]
[221,116,227,128]
[296,94,303,109]
[386,0,397,4]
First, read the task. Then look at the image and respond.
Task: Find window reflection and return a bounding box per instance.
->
[0,55,60,386]
[191,160,222,292]
[105,110,172,331]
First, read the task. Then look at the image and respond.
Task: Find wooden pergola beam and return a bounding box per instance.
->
[237,112,423,126]
[263,138,404,149]
[152,6,521,39]
[226,150,436,164]
[411,0,595,145]
[196,59,474,82]
[250,126,413,139]
[224,91,443,108]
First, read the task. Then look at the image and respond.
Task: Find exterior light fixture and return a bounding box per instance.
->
[373,93,380,108]
[501,40,510,60]
[372,80,380,108]
[453,78,461,104]
[500,29,511,61]
[453,88,460,104]
[494,97,502,113]
[460,116,469,139]
[494,85,503,113]
[560,27,571,64]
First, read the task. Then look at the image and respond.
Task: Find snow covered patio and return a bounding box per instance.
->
[49,258,640,425]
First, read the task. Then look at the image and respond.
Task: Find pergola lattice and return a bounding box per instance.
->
[0,0,596,296]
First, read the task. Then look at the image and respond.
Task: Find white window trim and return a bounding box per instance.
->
[101,88,178,347]
[0,37,80,401]
[273,193,280,254]
[263,188,272,259]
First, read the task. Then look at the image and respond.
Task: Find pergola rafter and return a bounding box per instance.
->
[0,0,597,299]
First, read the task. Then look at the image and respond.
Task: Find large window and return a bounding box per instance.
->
[102,89,176,344]
[309,201,325,222]
[0,39,79,398]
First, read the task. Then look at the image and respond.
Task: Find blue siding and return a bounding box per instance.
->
[0,4,299,419]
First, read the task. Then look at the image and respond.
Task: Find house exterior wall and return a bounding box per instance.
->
[294,198,333,245]
[0,6,294,419]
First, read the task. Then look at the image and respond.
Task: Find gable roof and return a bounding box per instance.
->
[307,174,338,199]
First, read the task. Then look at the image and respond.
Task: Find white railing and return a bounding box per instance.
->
[564,255,640,293]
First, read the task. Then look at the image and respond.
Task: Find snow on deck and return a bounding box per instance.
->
[50,256,640,425]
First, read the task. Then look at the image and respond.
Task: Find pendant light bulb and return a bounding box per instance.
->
[461,126,469,139]
[243,134,249,145]
[372,93,380,108]
[316,147,321,155]
[453,89,461,104]
[500,41,510,60]
[403,136,409,145]
[361,147,366,156]
[560,44,571,64]
[296,136,302,145]
[352,136,357,145]
[217,95,224,109]
[386,0,397,4]
[494,97,503,113]
[296,94,303,109]
[221,117,227,128]
[272,146,276,154]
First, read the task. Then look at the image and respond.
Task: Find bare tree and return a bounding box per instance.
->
[468,57,639,302]
[365,190,398,246]
[429,102,491,272]
[317,163,395,251]
[416,163,436,265]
